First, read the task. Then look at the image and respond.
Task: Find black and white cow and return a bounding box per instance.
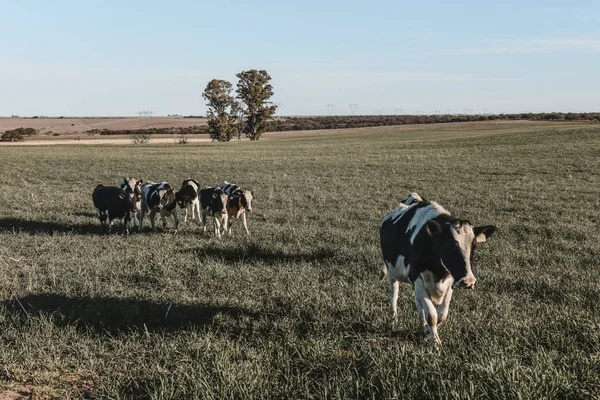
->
[120,177,143,229]
[199,186,229,238]
[175,178,200,224]
[92,184,135,235]
[380,193,496,345]
[139,182,179,232]
[218,181,253,236]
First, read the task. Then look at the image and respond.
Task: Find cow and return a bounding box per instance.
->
[175,178,201,224]
[199,186,229,238]
[218,181,253,236]
[139,182,179,232]
[380,193,496,346]
[92,184,135,235]
[120,177,143,229]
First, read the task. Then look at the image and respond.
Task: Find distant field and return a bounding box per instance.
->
[0,116,207,135]
[0,122,598,398]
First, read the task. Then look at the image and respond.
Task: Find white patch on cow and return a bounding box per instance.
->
[404,192,423,205]
[386,256,410,283]
[408,202,449,243]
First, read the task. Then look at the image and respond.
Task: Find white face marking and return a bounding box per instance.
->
[244,191,253,211]
[448,223,477,286]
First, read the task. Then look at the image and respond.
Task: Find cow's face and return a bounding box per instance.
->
[427,220,496,289]
[133,181,143,204]
[242,190,253,212]
[160,188,176,209]
[219,192,229,214]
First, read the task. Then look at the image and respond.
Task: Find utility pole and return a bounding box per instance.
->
[326,104,335,115]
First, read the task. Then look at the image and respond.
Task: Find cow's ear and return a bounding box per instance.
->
[474,225,496,243]
[426,220,442,237]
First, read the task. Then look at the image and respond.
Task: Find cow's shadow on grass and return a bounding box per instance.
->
[2,293,424,342]
[186,242,339,265]
[2,293,261,336]
[0,217,112,236]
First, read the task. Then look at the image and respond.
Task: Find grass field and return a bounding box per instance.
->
[0,122,598,399]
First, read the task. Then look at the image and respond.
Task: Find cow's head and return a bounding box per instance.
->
[122,178,143,205]
[175,190,187,209]
[152,184,175,210]
[426,219,496,289]
[401,192,423,206]
[214,189,228,215]
[241,190,253,212]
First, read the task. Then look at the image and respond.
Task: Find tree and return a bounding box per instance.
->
[203,79,237,142]
[236,69,277,140]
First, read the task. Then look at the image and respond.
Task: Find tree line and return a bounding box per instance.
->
[203,69,277,141]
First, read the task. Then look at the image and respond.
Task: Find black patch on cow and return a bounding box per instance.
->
[146,185,161,210]
[219,182,240,196]
[380,203,423,274]
[176,181,199,208]
[92,185,133,227]
[200,187,226,215]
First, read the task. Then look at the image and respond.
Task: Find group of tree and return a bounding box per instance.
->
[0,127,37,141]
[203,69,277,141]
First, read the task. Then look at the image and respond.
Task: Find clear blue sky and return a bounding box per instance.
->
[1,0,599,116]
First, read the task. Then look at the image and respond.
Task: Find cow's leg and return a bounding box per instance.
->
[214,215,222,238]
[414,278,441,345]
[437,286,453,328]
[184,205,189,223]
[388,273,399,319]
[201,213,207,234]
[98,210,107,232]
[139,208,146,232]
[173,208,179,233]
[161,210,168,230]
[241,212,250,236]
[227,215,233,235]
[107,217,114,234]
[149,210,157,231]
[222,214,228,237]
[195,201,201,223]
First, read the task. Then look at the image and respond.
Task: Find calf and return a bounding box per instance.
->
[92,184,134,235]
[380,193,496,345]
[218,181,253,236]
[120,177,143,228]
[139,182,179,232]
[175,178,201,224]
[199,186,229,238]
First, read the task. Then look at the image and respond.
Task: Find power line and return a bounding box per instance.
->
[326,104,335,115]
[349,104,358,115]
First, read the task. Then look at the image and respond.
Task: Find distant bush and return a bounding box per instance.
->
[132,133,151,145]
[1,130,24,141]
[82,112,599,139]
[0,127,38,141]
[93,125,208,136]
[262,112,600,133]
[177,134,189,144]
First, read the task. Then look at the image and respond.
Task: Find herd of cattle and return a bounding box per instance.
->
[92,179,497,346]
[92,178,253,238]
